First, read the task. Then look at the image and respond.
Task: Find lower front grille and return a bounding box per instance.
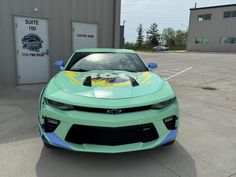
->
[65,123,159,146]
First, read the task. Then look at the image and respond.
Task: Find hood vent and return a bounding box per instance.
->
[83,76,92,87]
[129,76,139,87]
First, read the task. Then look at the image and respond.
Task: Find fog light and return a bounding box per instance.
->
[44,117,60,133]
[163,116,177,130]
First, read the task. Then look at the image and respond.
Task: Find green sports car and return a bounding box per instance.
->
[38,48,179,153]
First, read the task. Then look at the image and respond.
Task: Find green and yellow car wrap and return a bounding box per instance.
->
[38,48,179,153]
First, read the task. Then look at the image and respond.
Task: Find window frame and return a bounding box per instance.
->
[197,14,212,22]
[202,37,209,44]
[223,10,236,18]
[224,11,232,18]
[220,37,236,45]
[232,11,236,17]
[195,37,203,44]
[195,37,209,45]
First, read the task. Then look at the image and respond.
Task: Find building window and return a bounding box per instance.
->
[195,37,208,44]
[198,14,212,21]
[224,11,232,18]
[220,37,236,45]
[232,11,236,17]
[202,37,209,44]
[224,10,236,18]
[195,37,202,44]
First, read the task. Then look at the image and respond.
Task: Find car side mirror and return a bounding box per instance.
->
[148,63,158,71]
[54,60,65,71]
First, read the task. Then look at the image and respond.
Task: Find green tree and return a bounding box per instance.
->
[136,24,144,47]
[175,30,188,47]
[124,42,136,49]
[146,23,160,47]
[161,27,176,48]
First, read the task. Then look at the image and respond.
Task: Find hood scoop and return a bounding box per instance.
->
[128,76,139,87]
[83,76,92,87]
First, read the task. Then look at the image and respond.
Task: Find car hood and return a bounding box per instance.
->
[53,70,164,99]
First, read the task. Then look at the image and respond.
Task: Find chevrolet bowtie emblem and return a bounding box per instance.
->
[107,109,122,114]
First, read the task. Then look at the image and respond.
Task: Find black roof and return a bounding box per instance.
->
[190,4,236,11]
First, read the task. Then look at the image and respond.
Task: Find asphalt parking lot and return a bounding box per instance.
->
[0,52,236,177]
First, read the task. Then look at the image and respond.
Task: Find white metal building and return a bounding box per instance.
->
[0,0,121,87]
[187,4,236,52]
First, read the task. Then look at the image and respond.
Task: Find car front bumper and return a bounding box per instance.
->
[39,103,179,153]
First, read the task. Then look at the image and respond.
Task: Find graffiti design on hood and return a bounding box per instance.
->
[83,72,132,87]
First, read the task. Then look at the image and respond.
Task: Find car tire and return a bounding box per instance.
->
[163,139,175,146]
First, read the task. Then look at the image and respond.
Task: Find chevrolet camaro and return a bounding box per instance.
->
[38,48,179,153]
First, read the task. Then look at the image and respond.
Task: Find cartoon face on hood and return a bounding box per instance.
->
[83,72,133,87]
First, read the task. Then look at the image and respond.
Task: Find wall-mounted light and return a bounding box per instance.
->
[33,8,39,12]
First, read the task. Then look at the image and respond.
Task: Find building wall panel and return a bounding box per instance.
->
[187,5,236,52]
[0,0,121,87]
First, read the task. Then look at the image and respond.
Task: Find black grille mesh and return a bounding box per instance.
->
[65,123,159,146]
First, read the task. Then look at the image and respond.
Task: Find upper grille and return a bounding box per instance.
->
[65,123,159,146]
[74,105,151,114]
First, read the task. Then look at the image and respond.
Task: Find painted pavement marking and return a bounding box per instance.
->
[157,67,193,80]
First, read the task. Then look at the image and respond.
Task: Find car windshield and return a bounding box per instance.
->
[66,52,148,72]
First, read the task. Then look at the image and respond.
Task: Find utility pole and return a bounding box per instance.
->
[120,20,126,48]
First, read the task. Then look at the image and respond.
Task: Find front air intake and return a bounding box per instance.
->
[44,118,60,133]
[163,116,178,130]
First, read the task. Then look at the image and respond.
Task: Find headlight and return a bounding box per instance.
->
[151,97,176,109]
[45,98,74,110]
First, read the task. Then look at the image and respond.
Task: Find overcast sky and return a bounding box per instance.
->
[121,0,236,42]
